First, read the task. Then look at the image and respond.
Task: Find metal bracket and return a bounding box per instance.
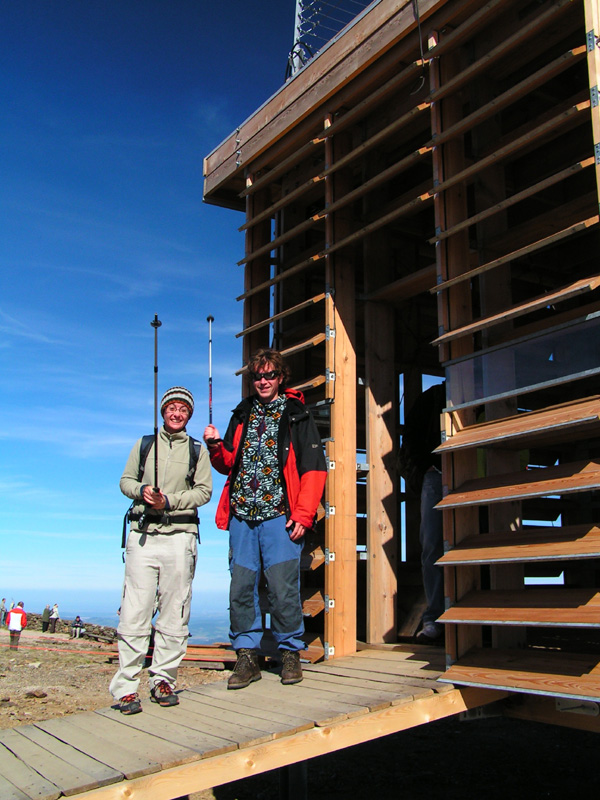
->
[587,29,598,52]
[327,458,335,470]
[356,462,370,472]
[459,701,504,722]
[325,548,336,563]
[591,85,599,108]
[324,642,335,659]
[326,368,336,383]
[556,698,599,716]
[595,142,600,165]
[324,595,335,611]
[326,325,336,340]
[325,503,336,517]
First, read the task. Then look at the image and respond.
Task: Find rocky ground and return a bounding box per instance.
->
[1,627,599,799]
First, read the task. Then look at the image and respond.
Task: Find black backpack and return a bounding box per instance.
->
[121,434,202,548]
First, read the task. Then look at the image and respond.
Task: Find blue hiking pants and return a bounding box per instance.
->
[228,515,305,652]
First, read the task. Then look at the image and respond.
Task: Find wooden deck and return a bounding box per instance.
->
[0,647,504,800]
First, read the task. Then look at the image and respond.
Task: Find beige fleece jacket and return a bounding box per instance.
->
[120,426,212,534]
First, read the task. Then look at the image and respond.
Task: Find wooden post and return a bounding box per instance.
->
[365,298,397,642]
[584,0,600,205]
[324,117,357,658]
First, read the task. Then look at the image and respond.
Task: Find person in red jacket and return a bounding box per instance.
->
[204,348,327,689]
[6,601,27,650]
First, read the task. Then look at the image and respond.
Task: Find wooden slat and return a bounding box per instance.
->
[301,539,325,570]
[433,275,600,344]
[0,772,30,800]
[34,716,160,780]
[430,157,595,246]
[433,215,599,294]
[0,739,60,800]
[140,698,273,748]
[439,588,600,627]
[0,727,103,797]
[237,213,321,265]
[236,293,326,338]
[94,704,237,759]
[441,648,600,702]
[438,524,600,565]
[83,711,200,770]
[196,674,357,723]
[362,264,436,303]
[239,174,324,230]
[16,724,122,788]
[438,396,600,452]
[239,137,325,198]
[426,100,592,261]
[430,0,575,103]
[184,683,316,734]
[437,460,600,509]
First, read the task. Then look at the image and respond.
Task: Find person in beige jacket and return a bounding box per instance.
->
[110,387,212,715]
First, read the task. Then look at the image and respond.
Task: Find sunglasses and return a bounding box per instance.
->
[250,370,279,382]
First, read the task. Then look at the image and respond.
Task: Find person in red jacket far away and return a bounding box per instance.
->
[6,601,27,650]
[204,348,327,690]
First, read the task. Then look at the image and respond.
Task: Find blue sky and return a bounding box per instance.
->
[0,1,296,616]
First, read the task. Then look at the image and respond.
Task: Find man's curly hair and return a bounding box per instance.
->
[246,348,291,389]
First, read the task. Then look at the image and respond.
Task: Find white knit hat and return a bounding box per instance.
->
[160,386,194,417]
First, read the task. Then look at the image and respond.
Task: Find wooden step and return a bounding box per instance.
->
[438,524,600,565]
[438,589,600,627]
[437,460,600,509]
[440,647,600,702]
[437,395,600,453]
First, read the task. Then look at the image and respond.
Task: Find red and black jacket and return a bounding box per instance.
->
[209,388,327,531]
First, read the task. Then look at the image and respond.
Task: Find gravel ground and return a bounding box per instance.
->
[1,629,599,799]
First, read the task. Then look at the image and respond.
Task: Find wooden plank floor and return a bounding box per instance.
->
[0,648,504,800]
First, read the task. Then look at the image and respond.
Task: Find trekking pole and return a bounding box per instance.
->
[151,314,162,491]
[207,315,214,424]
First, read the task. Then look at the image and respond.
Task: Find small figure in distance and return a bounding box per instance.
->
[7,601,27,650]
[71,616,85,639]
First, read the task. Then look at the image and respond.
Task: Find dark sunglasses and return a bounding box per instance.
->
[250,370,279,382]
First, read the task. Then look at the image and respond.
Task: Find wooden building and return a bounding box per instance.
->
[204,0,600,727]
[2,3,600,798]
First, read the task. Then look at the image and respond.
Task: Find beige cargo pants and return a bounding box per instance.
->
[109,530,197,701]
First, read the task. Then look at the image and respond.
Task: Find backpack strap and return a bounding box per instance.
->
[186,438,202,487]
[138,435,155,482]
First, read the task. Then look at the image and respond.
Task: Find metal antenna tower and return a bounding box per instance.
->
[287,0,373,78]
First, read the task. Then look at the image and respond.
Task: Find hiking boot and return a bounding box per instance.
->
[119,692,142,715]
[228,648,261,689]
[150,680,179,707]
[280,650,303,685]
[416,621,444,643]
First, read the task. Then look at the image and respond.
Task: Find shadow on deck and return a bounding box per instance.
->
[0,646,505,800]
